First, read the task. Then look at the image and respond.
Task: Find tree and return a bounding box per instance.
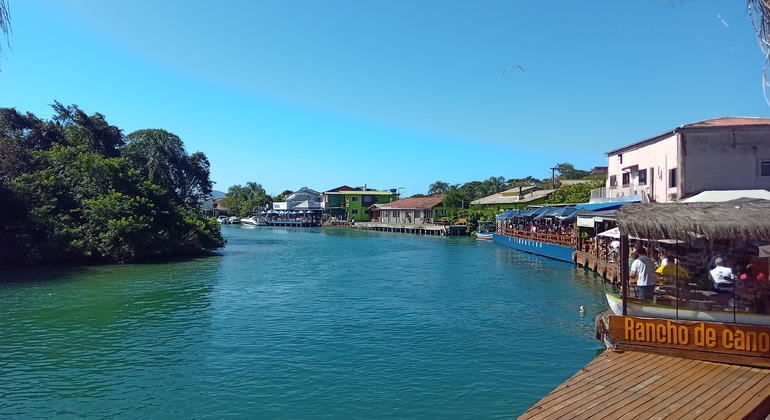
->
[123,129,211,207]
[545,180,604,204]
[0,105,224,265]
[428,181,449,195]
[750,0,770,105]
[0,0,9,67]
[222,182,271,217]
[486,176,507,193]
[554,162,589,180]
[274,189,293,202]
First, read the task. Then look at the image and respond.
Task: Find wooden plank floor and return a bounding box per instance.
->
[519,351,770,419]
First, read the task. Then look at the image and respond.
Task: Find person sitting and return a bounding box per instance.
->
[609,239,620,262]
[709,257,735,292]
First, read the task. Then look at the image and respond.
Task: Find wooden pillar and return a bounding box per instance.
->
[620,234,629,315]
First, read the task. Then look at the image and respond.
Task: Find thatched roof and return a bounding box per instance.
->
[616,200,770,242]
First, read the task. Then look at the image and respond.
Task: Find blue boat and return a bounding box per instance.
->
[493,201,637,263]
[492,233,575,263]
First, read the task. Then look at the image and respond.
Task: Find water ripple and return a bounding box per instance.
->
[0,228,605,418]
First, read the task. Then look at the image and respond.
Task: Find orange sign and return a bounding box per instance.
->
[609,316,770,356]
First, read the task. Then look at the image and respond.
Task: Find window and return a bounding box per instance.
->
[761,160,770,177]
[363,195,372,203]
[609,175,617,189]
[622,172,630,187]
[375,196,380,203]
[351,196,359,202]
[668,168,677,188]
[638,168,647,186]
[352,209,359,214]
[618,154,623,164]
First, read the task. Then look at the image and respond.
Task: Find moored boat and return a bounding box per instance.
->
[474,221,494,241]
[240,216,267,226]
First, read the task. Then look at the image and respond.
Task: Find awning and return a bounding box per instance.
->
[575,202,626,212]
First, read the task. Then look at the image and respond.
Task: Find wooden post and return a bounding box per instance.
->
[620,234,629,315]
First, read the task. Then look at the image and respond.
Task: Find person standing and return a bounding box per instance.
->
[630,247,658,300]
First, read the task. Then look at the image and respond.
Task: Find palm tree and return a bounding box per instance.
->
[749,0,770,105]
[0,0,10,62]
[428,181,450,195]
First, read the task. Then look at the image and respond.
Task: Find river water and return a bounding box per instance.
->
[1,226,607,418]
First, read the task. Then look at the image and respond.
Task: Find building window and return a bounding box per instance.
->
[668,168,677,188]
[622,172,630,187]
[375,196,380,203]
[363,195,372,203]
[761,160,770,177]
[638,168,647,186]
[609,175,617,189]
[352,209,359,214]
[351,196,359,202]
[618,154,623,164]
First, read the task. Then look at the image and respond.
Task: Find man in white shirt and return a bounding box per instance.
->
[710,257,734,292]
[630,247,658,300]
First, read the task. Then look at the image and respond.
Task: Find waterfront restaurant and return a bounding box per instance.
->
[522,200,770,418]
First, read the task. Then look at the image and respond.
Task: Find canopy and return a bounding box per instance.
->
[680,190,770,203]
[575,202,627,212]
[496,209,520,220]
[597,227,620,238]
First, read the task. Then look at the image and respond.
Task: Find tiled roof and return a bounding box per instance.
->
[380,195,445,209]
[471,189,554,205]
[683,116,770,128]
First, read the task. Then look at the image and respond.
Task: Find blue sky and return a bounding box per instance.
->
[0,0,767,196]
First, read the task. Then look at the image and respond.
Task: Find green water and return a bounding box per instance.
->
[1,226,607,418]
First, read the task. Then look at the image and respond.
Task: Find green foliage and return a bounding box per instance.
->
[0,104,224,266]
[555,162,590,180]
[221,182,271,217]
[545,180,604,204]
[428,181,450,195]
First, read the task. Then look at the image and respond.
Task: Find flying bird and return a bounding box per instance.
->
[503,65,524,73]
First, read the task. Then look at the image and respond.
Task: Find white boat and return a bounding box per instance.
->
[228,216,240,224]
[475,221,494,241]
[605,292,770,326]
[475,231,494,241]
[240,216,267,226]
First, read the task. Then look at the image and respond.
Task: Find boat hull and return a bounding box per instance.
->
[492,233,574,263]
[475,232,494,241]
[605,293,770,326]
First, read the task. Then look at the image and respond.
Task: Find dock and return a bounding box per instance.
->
[519,350,770,419]
[353,221,468,236]
[573,250,620,284]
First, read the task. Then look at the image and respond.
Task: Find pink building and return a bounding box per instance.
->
[599,117,770,203]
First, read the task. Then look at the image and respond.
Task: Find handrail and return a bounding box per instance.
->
[499,228,576,247]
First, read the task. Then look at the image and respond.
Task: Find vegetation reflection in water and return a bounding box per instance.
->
[0,226,607,418]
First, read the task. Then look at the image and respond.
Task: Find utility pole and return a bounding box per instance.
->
[550,166,558,189]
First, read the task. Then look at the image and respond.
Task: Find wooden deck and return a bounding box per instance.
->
[519,350,770,419]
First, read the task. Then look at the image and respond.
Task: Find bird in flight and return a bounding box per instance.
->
[503,65,524,73]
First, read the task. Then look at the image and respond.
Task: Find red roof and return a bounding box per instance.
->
[380,195,445,209]
[324,185,358,193]
[683,116,770,128]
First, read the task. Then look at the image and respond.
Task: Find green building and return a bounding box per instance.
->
[323,186,400,222]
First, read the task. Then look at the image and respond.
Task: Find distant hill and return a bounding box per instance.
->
[211,190,225,199]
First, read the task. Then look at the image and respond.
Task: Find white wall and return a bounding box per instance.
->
[606,134,679,203]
